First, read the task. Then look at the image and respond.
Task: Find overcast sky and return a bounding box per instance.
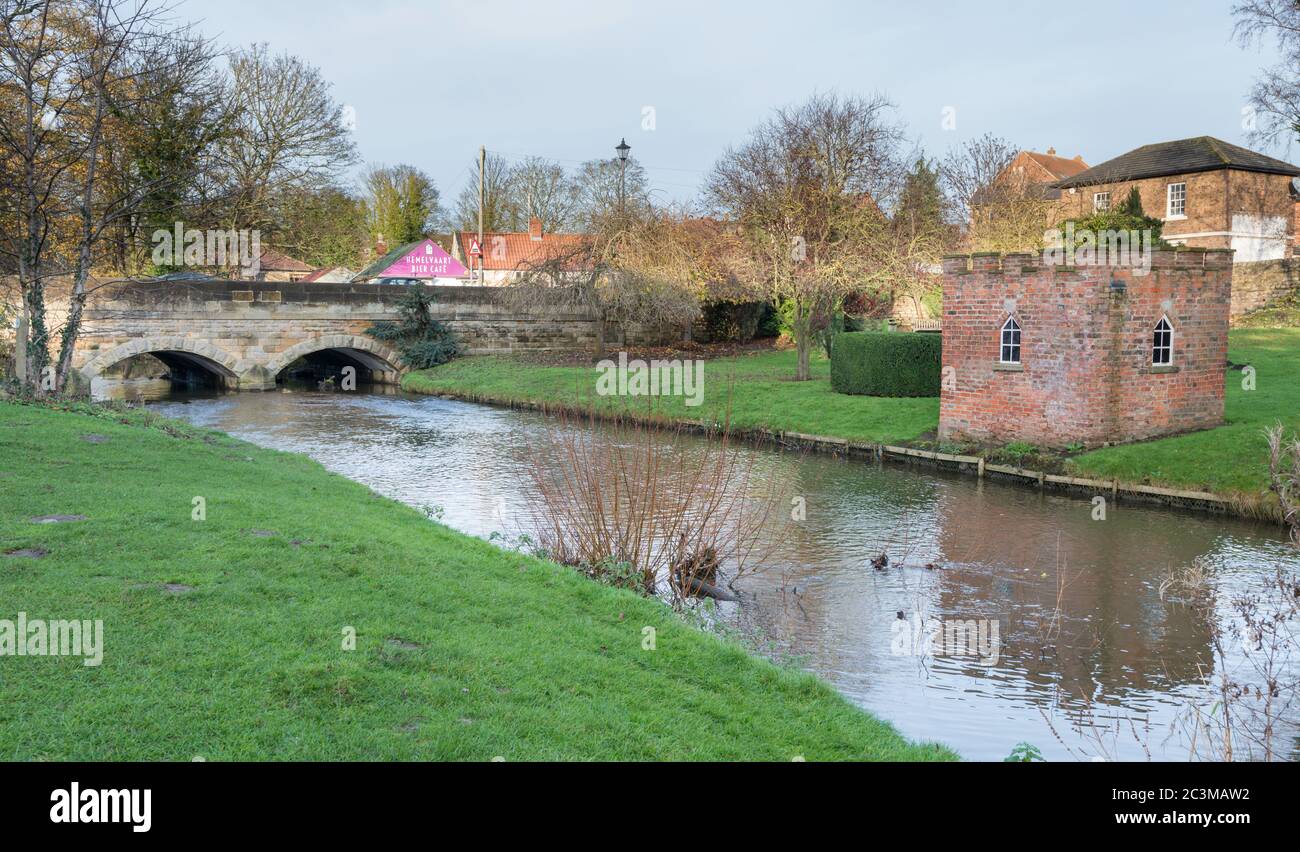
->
[178,0,1286,208]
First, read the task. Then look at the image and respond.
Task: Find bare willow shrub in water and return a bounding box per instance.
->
[1163,560,1300,761]
[525,412,787,603]
[1267,424,1300,545]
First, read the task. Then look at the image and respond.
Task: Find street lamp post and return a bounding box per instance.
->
[616,138,631,216]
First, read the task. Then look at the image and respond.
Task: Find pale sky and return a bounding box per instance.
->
[177,0,1287,208]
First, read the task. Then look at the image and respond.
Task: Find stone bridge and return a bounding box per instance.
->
[69,278,615,391]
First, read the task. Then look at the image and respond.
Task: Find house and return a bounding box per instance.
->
[1053,136,1300,262]
[253,249,316,283]
[353,236,467,285]
[967,149,1090,250]
[998,148,1091,199]
[938,249,1232,448]
[452,217,589,286]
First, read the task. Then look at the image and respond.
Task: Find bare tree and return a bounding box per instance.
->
[506,155,575,232]
[452,151,514,232]
[705,92,907,380]
[212,43,357,233]
[1233,1,1300,150]
[570,155,649,232]
[505,207,704,359]
[939,132,1057,252]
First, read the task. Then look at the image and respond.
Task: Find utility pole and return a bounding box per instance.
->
[477,145,485,283]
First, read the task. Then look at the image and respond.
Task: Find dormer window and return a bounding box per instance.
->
[1152,316,1173,365]
[1000,316,1021,364]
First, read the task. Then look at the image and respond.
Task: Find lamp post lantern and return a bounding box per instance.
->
[615,138,631,215]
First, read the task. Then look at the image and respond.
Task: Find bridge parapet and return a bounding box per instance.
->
[67,278,666,391]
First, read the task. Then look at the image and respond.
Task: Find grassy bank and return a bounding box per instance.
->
[404,349,938,444]
[404,329,1300,502]
[0,401,953,761]
[1070,328,1300,496]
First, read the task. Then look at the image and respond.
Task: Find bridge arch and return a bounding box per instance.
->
[79,338,242,387]
[264,334,406,384]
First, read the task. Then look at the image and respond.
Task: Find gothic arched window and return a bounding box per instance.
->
[1000,316,1021,364]
[1152,316,1173,366]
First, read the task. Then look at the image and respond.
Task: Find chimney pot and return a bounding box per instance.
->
[1046,147,1056,156]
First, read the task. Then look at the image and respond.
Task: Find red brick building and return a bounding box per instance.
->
[451,218,589,286]
[1000,148,1091,196]
[938,249,1232,448]
[1053,137,1300,262]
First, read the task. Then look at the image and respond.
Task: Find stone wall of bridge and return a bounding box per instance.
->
[65,279,663,391]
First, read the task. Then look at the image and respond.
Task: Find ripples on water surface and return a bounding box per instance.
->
[135,383,1299,761]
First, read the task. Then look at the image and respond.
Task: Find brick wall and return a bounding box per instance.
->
[938,249,1231,448]
[1230,258,1298,321]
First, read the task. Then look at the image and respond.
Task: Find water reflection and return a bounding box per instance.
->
[133,383,1299,761]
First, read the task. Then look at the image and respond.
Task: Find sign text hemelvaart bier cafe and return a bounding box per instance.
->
[379,239,468,279]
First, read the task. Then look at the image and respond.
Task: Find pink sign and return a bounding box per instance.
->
[379,239,468,278]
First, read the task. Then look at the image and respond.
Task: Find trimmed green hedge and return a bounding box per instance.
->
[830,331,942,397]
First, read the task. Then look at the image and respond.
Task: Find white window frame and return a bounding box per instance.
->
[1152,316,1173,366]
[1093,191,1110,212]
[1000,316,1021,364]
[1166,182,1186,219]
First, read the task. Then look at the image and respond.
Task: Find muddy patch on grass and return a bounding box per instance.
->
[81,434,110,444]
[4,547,48,559]
[30,514,87,524]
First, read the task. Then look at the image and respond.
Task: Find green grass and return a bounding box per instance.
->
[407,329,1300,500]
[0,400,953,761]
[1069,328,1300,496]
[404,349,939,444]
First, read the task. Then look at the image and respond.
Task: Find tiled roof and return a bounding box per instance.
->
[257,249,314,272]
[1022,151,1090,180]
[1057,136,1300,188]
[356,241,421,280]
[456,231,590,271]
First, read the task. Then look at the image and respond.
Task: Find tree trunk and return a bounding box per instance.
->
[793,305,813,381]
[796,334,812,381]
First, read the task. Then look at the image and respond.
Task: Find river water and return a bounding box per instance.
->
[113,378,1299,761]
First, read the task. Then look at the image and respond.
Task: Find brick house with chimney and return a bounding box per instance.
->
[451,217,589,286]
[999,148,1091,197]
[1053,136,1300,262]
[253,249,315,283]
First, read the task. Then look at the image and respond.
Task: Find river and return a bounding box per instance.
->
[109,378,1300,761]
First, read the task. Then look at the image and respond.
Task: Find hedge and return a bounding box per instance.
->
[830,331,942,397]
